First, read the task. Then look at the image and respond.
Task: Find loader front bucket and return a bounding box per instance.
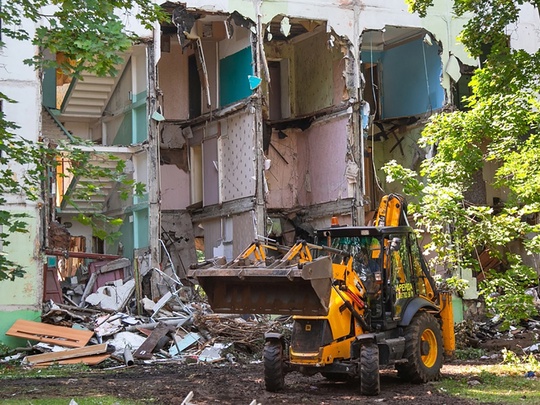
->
[189,256,333,316]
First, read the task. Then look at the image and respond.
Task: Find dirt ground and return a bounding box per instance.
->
[0,358,504,405]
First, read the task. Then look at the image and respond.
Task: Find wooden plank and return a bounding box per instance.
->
[25,343,108,365]
[34,354,111,367]
[133,322,171,359]
[6,320,94,348]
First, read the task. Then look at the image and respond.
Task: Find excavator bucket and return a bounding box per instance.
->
[189,256,333,316]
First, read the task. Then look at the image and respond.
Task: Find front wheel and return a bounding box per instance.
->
[397,311,443,383]
[263,340,285,392]
[360,343,380,396]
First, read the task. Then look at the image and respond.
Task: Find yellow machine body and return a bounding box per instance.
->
[189,195,455,395]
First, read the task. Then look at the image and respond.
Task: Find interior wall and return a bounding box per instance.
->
[377,38,444,118]
[219,46,253,107]
[202,40,219,112]
[232,211,256,257]
[266,128,300,209]
[294,32,338,115]
[203,132,219,206]
[63,121,91,141]
[159,41,189,119]
[106,62,132,118]
[161,164,191,210]
[220,111,256,201]
[296,115,350,206]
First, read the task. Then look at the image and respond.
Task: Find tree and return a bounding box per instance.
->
[0,1,165,281]
[384,0,540,328]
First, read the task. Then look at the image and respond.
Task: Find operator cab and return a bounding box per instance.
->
[314,225,436,331]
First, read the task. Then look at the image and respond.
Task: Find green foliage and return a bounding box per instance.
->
[0,1,159,281]
[481,257,539,329]
[3,0,166,77]
[502,348,540,369]
[454,347,487,360]
[435,274,469,296]
[0,96,44,281]
[383,0,540,326]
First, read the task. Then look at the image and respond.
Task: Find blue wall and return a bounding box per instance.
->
[362,38,444,119]
[219,47,253,107]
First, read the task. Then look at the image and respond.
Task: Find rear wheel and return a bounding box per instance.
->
[360,343,380,396]
[397,311,443,383]
[263,340,285,392]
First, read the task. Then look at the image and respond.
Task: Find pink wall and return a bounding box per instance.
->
[297,116,350,206]
[161,164,191,210]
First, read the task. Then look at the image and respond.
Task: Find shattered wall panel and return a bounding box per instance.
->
[296,115,350,206]
[161,211,198,280]
[266,129,299,209]
[221,111,256,201]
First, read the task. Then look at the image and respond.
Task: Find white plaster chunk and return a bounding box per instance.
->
[141,297,156,312]
[109,331,147,355]
[198,342,230,362]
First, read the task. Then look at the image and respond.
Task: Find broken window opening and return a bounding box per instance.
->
[188,54,202,118]
[268,59,291,121]
[363,62,381,122]
[163,6,255,114]
[451,61,475,111]
[361,26,444,122]
[263,17,346,130]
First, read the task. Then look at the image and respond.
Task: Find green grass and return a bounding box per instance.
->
[436,364,540,404]
[0,363,90,379]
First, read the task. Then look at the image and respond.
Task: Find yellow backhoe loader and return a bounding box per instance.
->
[189,194,455,395]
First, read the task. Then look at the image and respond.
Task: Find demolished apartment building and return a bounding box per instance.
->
[41,0,476,302]
[155,0,469,264]
[4,0,507,344]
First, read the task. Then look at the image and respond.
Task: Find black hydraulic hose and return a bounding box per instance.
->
[332,284,371,332]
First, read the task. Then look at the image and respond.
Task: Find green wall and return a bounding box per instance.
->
[0,310,42,348]
[219,47,253,106]
[0,211,42,347]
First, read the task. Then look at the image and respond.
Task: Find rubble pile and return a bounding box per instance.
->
[2,260,291,369]
[455,318,540,355]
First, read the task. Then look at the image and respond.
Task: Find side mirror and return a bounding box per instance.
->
[390,237,401,252]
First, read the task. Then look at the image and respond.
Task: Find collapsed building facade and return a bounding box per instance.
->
[2,0,540,345]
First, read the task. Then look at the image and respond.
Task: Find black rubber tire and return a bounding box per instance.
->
[397,311,443,383]
[360,343,380,396]
[263,340,285,392]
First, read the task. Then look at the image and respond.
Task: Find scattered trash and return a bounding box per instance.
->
[2,257,289,369]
